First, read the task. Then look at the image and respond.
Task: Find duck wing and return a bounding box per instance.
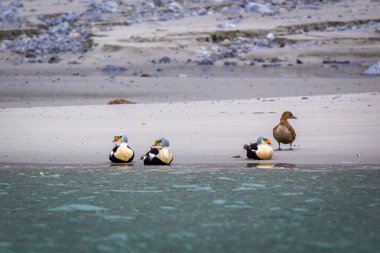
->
[273,122,296,144]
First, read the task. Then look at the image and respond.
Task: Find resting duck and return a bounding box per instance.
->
[273,111,297,150]
[143,137,173,165]
[244,137,273,160]
[109,134,135,163]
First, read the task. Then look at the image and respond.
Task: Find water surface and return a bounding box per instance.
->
[0,164,379,253]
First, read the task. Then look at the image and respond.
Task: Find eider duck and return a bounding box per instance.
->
[244,137,273,160]
[273,111,297,150]
[109,134,135,163]
[143,137,173,165]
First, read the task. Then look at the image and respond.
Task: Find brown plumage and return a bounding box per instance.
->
[273,111,297,150]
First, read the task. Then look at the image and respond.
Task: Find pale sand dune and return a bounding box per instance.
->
[0,92,379,165]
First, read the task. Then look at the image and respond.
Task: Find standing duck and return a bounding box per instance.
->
[273,111,297,150]
[143,137,173,165]
[244,137,273,160]
[109,134,135,163]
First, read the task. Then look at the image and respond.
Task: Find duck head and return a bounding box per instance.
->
[153,137,170,147]
[281,111,297,120]
[113,134,128,143]
[257,137,272,145]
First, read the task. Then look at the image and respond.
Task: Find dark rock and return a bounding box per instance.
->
[101,65,128,73]
[262,63,280,68]
[269,57,281,63]
[48,55,60,64]
[224,61,237,66]
[108,99,135,105]
[323,59,350,64]
[296,59,303,64]
[253,58,265,63]
[197,59,214,65]
[152,56,171,64]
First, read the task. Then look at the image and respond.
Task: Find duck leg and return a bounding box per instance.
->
[289,143,293,150]
[275,142,282,151]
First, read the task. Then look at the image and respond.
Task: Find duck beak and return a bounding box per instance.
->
[267,139,272,145]
[113,136,119,142]
[292,116,297,119]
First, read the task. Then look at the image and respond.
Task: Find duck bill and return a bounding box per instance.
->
[113,136,119,142]
[292,116,297,119]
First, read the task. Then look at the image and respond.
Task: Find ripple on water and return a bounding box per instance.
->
[188,186,213,192]
[0,242,12,248]
[60,190,80,195]
[281,192,304,196]
[47,204,108,212]
[99,233,129,242]
[305,197,324,203]
[160,206,176,210]
[168,231,197,239]
[234,183,267,191]
[224,201,251,209]
[213,199,226,205]
[217,176,237,181]
[108,188,169,193]
[200,222,223,228]
[171,184,199,189]
[94,233,129,252]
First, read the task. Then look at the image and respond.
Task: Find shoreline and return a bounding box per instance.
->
[1,162,379,169]
[1,0,380,167]
[1,92,379,165]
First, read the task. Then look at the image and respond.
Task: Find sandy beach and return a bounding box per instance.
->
[1,0,380,165]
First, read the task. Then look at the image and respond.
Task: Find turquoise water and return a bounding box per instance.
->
[0,164,379,253]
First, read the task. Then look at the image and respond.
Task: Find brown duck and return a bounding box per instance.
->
[273,111,297,150]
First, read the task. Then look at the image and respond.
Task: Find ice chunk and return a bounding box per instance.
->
[363,61,380,75]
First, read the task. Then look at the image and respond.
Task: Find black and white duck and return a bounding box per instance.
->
[244,137,273,160]
[109,134,135,163]
[143,137,173,165]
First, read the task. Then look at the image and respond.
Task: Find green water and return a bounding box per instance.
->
[0,164,379,253]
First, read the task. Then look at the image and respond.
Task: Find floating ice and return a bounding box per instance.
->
[47,204,108,212]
